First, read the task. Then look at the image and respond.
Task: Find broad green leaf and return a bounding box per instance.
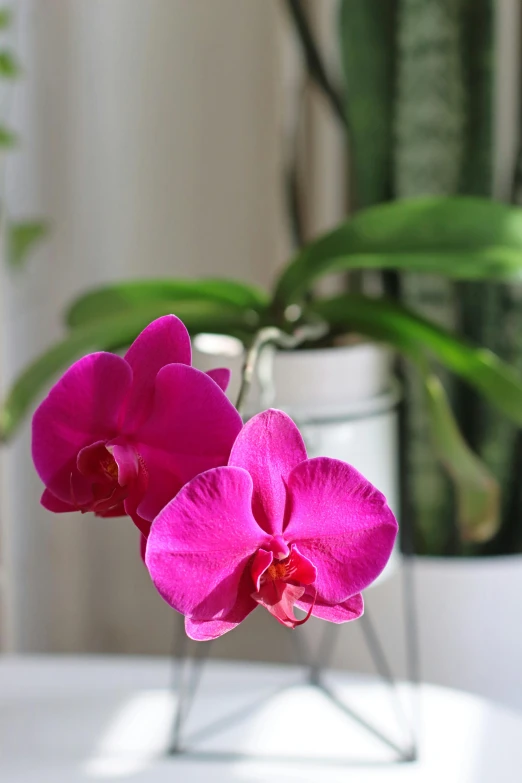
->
[0,300,258,441]
[66,278,269,328]
[424,373,500,543]
[0,50,20,78]
[0,125,17,148]
[273,197,522,306]
[8,221,48,268]
[0,9,12,29]
[312,293,505,541]
[310,294,522,425]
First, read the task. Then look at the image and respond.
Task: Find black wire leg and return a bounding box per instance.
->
[168,615,213,754]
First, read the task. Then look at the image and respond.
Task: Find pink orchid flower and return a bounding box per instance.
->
[146,409,398,640]
[32,315,243,539]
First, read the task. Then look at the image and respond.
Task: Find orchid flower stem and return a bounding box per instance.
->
[235,321,328,416]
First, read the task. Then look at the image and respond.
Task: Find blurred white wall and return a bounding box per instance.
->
[0,0,288,652]
[3,0,518,687]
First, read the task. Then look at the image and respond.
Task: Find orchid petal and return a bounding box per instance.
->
[32,353,132,503]
[96,501,127,518]
[185,616,245,642]
[251,549,273,591]
[285,457,397,604]
[133,444,183,524]
[205,367,231,392]
[135,364,242,521]
[229,409,307,536]
[185,566,258,640]
[129,507,151,538]
[146,467,267,620]
[106,440,139,487]
[40,489,76,513]
[140,534,147,563]
[123,315,192,429]
[125,502,151,535]
[296,591,364,623]
[185,598,258,641]
[123,463,151,537]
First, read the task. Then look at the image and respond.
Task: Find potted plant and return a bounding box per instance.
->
[279,0,522,709]
[2,0,522,706]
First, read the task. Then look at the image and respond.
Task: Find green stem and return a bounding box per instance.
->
[235,321,328,416]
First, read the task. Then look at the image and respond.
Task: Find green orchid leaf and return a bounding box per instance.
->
[0,300,257,442]
[0,50,20,78]
[310,294,522,425]
[0,125,17,148]
[8,221,48,268]
[66,278,269,328]
[273,196,522,306]
[424,373,500,543]
[0,9,12,29]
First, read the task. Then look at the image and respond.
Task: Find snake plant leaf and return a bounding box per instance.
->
[394,0,465,197]
[66,278,269,328]
[424,373,500,543]
[7,221,48,268]
[459,0,493,197]
[455,0,495,443]
[310,294,522,426]
[273,197,522,306]
[338,0,395,207]
[0,300,258,442]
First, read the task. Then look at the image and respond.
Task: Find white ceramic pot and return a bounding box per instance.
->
[253,342,400,515]
[193,334,399,513]
[193,335,400,580]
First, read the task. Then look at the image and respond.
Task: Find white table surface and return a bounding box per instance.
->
[1,655,522,782]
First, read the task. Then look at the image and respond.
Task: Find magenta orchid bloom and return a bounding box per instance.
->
[146,409,398,641]
[32,315,242,539]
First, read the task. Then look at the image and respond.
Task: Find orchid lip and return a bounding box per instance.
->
[250,543,318,629]
[73,440,139,517]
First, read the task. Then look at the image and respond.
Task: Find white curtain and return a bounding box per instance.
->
[0,0,289,653]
